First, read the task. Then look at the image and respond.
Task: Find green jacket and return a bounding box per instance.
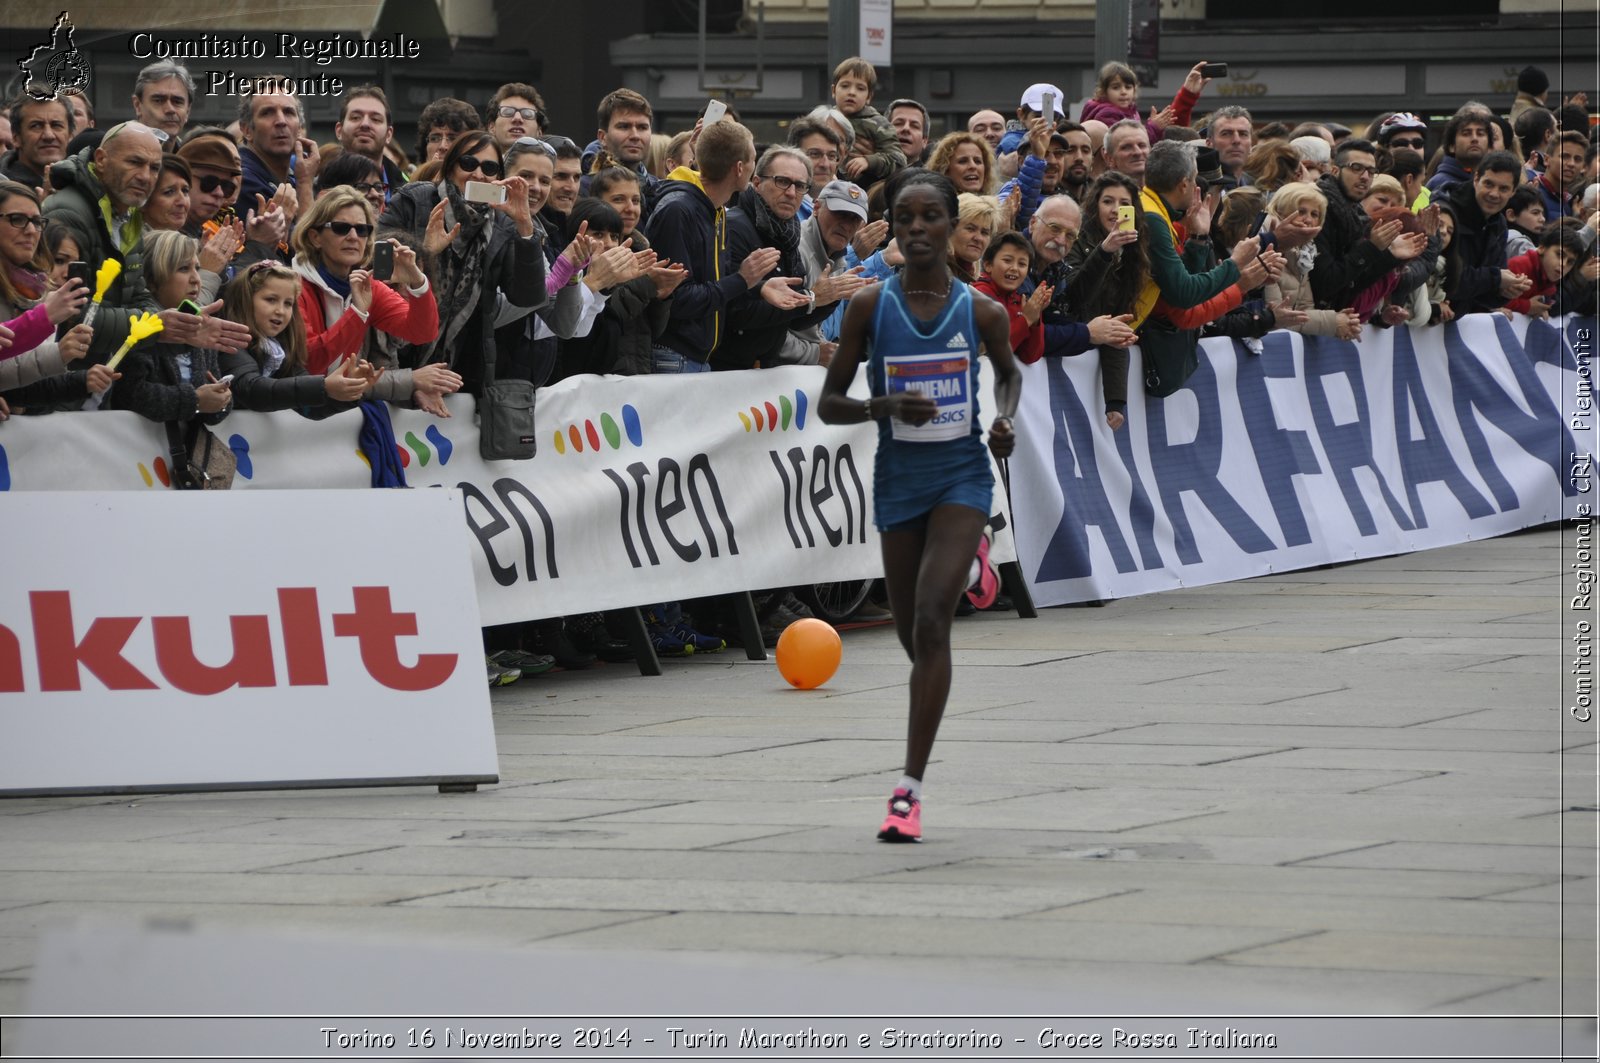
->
[1139,184,1238,312]
[42,148,154,358]
[847,105,906,185]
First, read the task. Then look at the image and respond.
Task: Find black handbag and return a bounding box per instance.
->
[1141,318,1200,398]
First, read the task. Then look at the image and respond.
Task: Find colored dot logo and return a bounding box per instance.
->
[0,443,9,491]
[553,404,643,455]
[738,389,808,433]
[392,424,454,469]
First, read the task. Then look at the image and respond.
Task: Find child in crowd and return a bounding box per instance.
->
[1079,61,1208,144]
[1503,219,1587,319]
[830,56,906,185]
[972,232,1049,366]
[1503,185,1546,257]
[219,261,375,414]
[43,222,80,291]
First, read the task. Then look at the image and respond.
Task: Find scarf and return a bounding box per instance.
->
[422,180,493,367]
[258,336,286,377]
[1132,185,1181,330]
[744,187,801,267]
[315,264,352,300]
[7,263,45,301]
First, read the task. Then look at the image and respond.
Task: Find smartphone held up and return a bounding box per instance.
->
[464,180,506,205]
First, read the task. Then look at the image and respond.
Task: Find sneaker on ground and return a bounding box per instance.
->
[778,592,816,620]
[486,656,522,687]
[848,600,893,623]
[671,622,726,653]
[489,649,555,675]
[877,787,922,843]
[646,622,694,658]
[529,627,597,670]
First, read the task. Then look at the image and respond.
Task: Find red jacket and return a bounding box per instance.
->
[298,271,440,375]
[1504,248,1555,314]
[973,275,1045,364]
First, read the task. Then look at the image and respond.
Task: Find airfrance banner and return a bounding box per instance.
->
[1011,314,1596,606]
[0,316,1589,620]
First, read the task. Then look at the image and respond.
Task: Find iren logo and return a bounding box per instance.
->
[0,588,457,694]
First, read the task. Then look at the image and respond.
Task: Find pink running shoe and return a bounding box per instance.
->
[877,788,922,842]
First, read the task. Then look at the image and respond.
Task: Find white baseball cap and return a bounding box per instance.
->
[1019,83,1065,117]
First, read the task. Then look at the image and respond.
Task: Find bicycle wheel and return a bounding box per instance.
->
[797,580,873,625]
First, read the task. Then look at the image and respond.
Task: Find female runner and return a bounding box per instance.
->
[819,171,1022,842]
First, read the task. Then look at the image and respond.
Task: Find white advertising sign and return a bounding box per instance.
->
[0,490,497,796]
[859,0,892,67]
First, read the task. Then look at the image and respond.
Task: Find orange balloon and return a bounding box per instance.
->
[775,618,842,689]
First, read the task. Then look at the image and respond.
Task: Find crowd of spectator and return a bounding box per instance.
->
[0,52,1595,684]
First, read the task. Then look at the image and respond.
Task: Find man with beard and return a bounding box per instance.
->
[2,96,72,187]
[1020,194,1138,361]
[720,153,868,369]
[888,98,931,166]
[1310,138,1427,311]
[1446,151,1533,314]
[45,121,250,358]
[1425,105,1492,194]
[580,89,659,217]
[234,78,319,223]
[335,85,403,197]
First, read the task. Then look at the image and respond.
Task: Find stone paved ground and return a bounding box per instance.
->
[0,525,1594,1031]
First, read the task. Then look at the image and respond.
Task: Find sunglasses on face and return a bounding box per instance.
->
[195,173,239,197]
[513,136,557,157]
[321,221,374,237]
[457,155,502,177]
[1,212,44,231]
[1390,137,1425,149]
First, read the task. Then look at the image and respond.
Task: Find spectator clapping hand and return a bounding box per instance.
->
[851,219,890,261]
[200,218,245,274]
[423,200,462,255]
[649,260,689,299]
[159,299,253,353]
[1335,308,1362,341]
[813,264,870,307]
[1021,283,1053,326]
[245,194,288,248]
[760,275,810,310]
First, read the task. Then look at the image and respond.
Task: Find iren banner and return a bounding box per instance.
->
[1010,314,1596,606]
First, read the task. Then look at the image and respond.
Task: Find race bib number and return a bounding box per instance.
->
[884,350,972,443]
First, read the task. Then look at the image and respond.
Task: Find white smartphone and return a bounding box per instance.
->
[704,98,728,125]
[216,374,234,386]
[1040,91,1056,118]
[464,180,506,205]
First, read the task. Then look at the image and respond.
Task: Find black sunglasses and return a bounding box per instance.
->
[195,173,239,197]
[457,155,502,178]
[1389,137,1425,149]
[321,221,374,237]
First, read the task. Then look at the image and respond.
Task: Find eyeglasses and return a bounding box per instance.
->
[1036,219,1075,238]
[497,106,541,122]
[351,181,385,196]
[1341,161,1375,175]
[425,131,458,146]
[1,212,44,231]
[457,155,502,177]
[803,149,841,164]
[195,173,239,197]
[102,120,169,145]
[321,221,374,237]
[1389,137,1425,150]
[513,136,557,157]
[761,173,811,194]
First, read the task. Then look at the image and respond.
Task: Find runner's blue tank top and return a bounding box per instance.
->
[866,276,993,530]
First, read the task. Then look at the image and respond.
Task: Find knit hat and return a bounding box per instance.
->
[177,130,242,176]
[1518,65,1550,97]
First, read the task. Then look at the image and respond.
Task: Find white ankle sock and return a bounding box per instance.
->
[897,775,922,800]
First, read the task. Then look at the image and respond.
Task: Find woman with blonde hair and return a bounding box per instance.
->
[949,193,1001,283]
[927,132,999,196]
[292,187,455,411]
[1262,181,1361,339]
